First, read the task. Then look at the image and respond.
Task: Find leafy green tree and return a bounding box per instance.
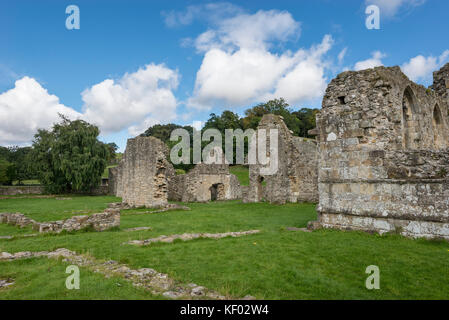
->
[0,159,16,185]
[31,115,109,193]
[292,108,320,138]
[106,142,119,164]
[142,123,194,143]
[6,146,34,184]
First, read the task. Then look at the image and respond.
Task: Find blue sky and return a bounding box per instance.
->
[1,0,448,151]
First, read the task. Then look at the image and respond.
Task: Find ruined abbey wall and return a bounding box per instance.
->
[311,64,449,240]
[247,114,318,204]
[115,136,174,208]
[169,163,242,202]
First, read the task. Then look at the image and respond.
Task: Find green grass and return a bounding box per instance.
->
[0,195,121,222]
[102,165,117,179]
[0,257,162,299]
[0,198,448,299]
[12,180,41,186]
[230,165,249,186]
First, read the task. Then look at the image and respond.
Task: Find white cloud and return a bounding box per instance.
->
[0,77,82,145]
[193,10,301,52]
[365,0,426,17]
[401,50,449,82]
[338,48,347,64]
[128,118,160,137]
[162,2,243,28]
[82,63,179,135]
[187,9,332,110]
[354,51,386,71]
[0,63,180,145]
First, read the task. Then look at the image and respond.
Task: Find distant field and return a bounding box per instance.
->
[11,180,41,186]
[230,165,249,186]
[1,196,448,300]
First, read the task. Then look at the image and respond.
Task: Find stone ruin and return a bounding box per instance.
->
[109,136,241,205]
[309,64,449,240]
[246,114,319,204]
[0,208,120,233]
[110,136,175,208]
[169,163,242,202]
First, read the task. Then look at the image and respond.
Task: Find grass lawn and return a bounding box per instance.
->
[230,165,249,186]
[1,196,448,299]
[0,195,121,222]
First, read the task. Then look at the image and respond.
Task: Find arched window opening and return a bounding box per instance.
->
[402,87,419,149]
[432,104,446,149]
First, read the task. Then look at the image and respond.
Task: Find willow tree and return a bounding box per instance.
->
[31,115,109,193]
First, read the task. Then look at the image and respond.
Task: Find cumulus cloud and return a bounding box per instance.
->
[82,63,179,135]
[354,51,386,71]
[0,63,180,145]
[401,50,449,82]
[0,77,82,145]
[365,0,426,17]
[187,9,332,110]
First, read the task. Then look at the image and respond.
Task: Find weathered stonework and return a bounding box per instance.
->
[310,64,449,240]
[246,114,318,204]
[168,163,242,202]
[116,136,175,208]
[0,186,44,196]
[0,208,120,233]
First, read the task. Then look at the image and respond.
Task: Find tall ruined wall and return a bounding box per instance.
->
[247,114,318,204]
[312,65,449,240]
[120,136,174,208]
[432,63,449,103]
[168,164,242,202]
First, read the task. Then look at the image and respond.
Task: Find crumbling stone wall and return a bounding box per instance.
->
[432,63,449,104]
[168,164,242,202]
[0,208,120,233]
[246,114,318,204]
[310,64,449,240]
[117,136,174,208]
[0,186,44,196]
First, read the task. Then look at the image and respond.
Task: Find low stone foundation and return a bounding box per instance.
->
[125,230,260,246]
[0,208,120,233]
[313,212,449,239]
[0,186,44,196]
[0,248,232,300]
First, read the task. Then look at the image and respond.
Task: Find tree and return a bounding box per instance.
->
[106,142,119,164]
[292,108,320,138]
[31,115,109,193]
[0,159,16,185]
[6,146,34,184]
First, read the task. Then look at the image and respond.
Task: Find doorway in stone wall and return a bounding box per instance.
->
[210,183,225,201]
[256,176,264,201]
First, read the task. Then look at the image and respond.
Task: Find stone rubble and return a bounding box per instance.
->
[0,278,15,289]
[0,248,235,300]
[0,208,120,234]
[123,227,152,232]
[125,230,261,246]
